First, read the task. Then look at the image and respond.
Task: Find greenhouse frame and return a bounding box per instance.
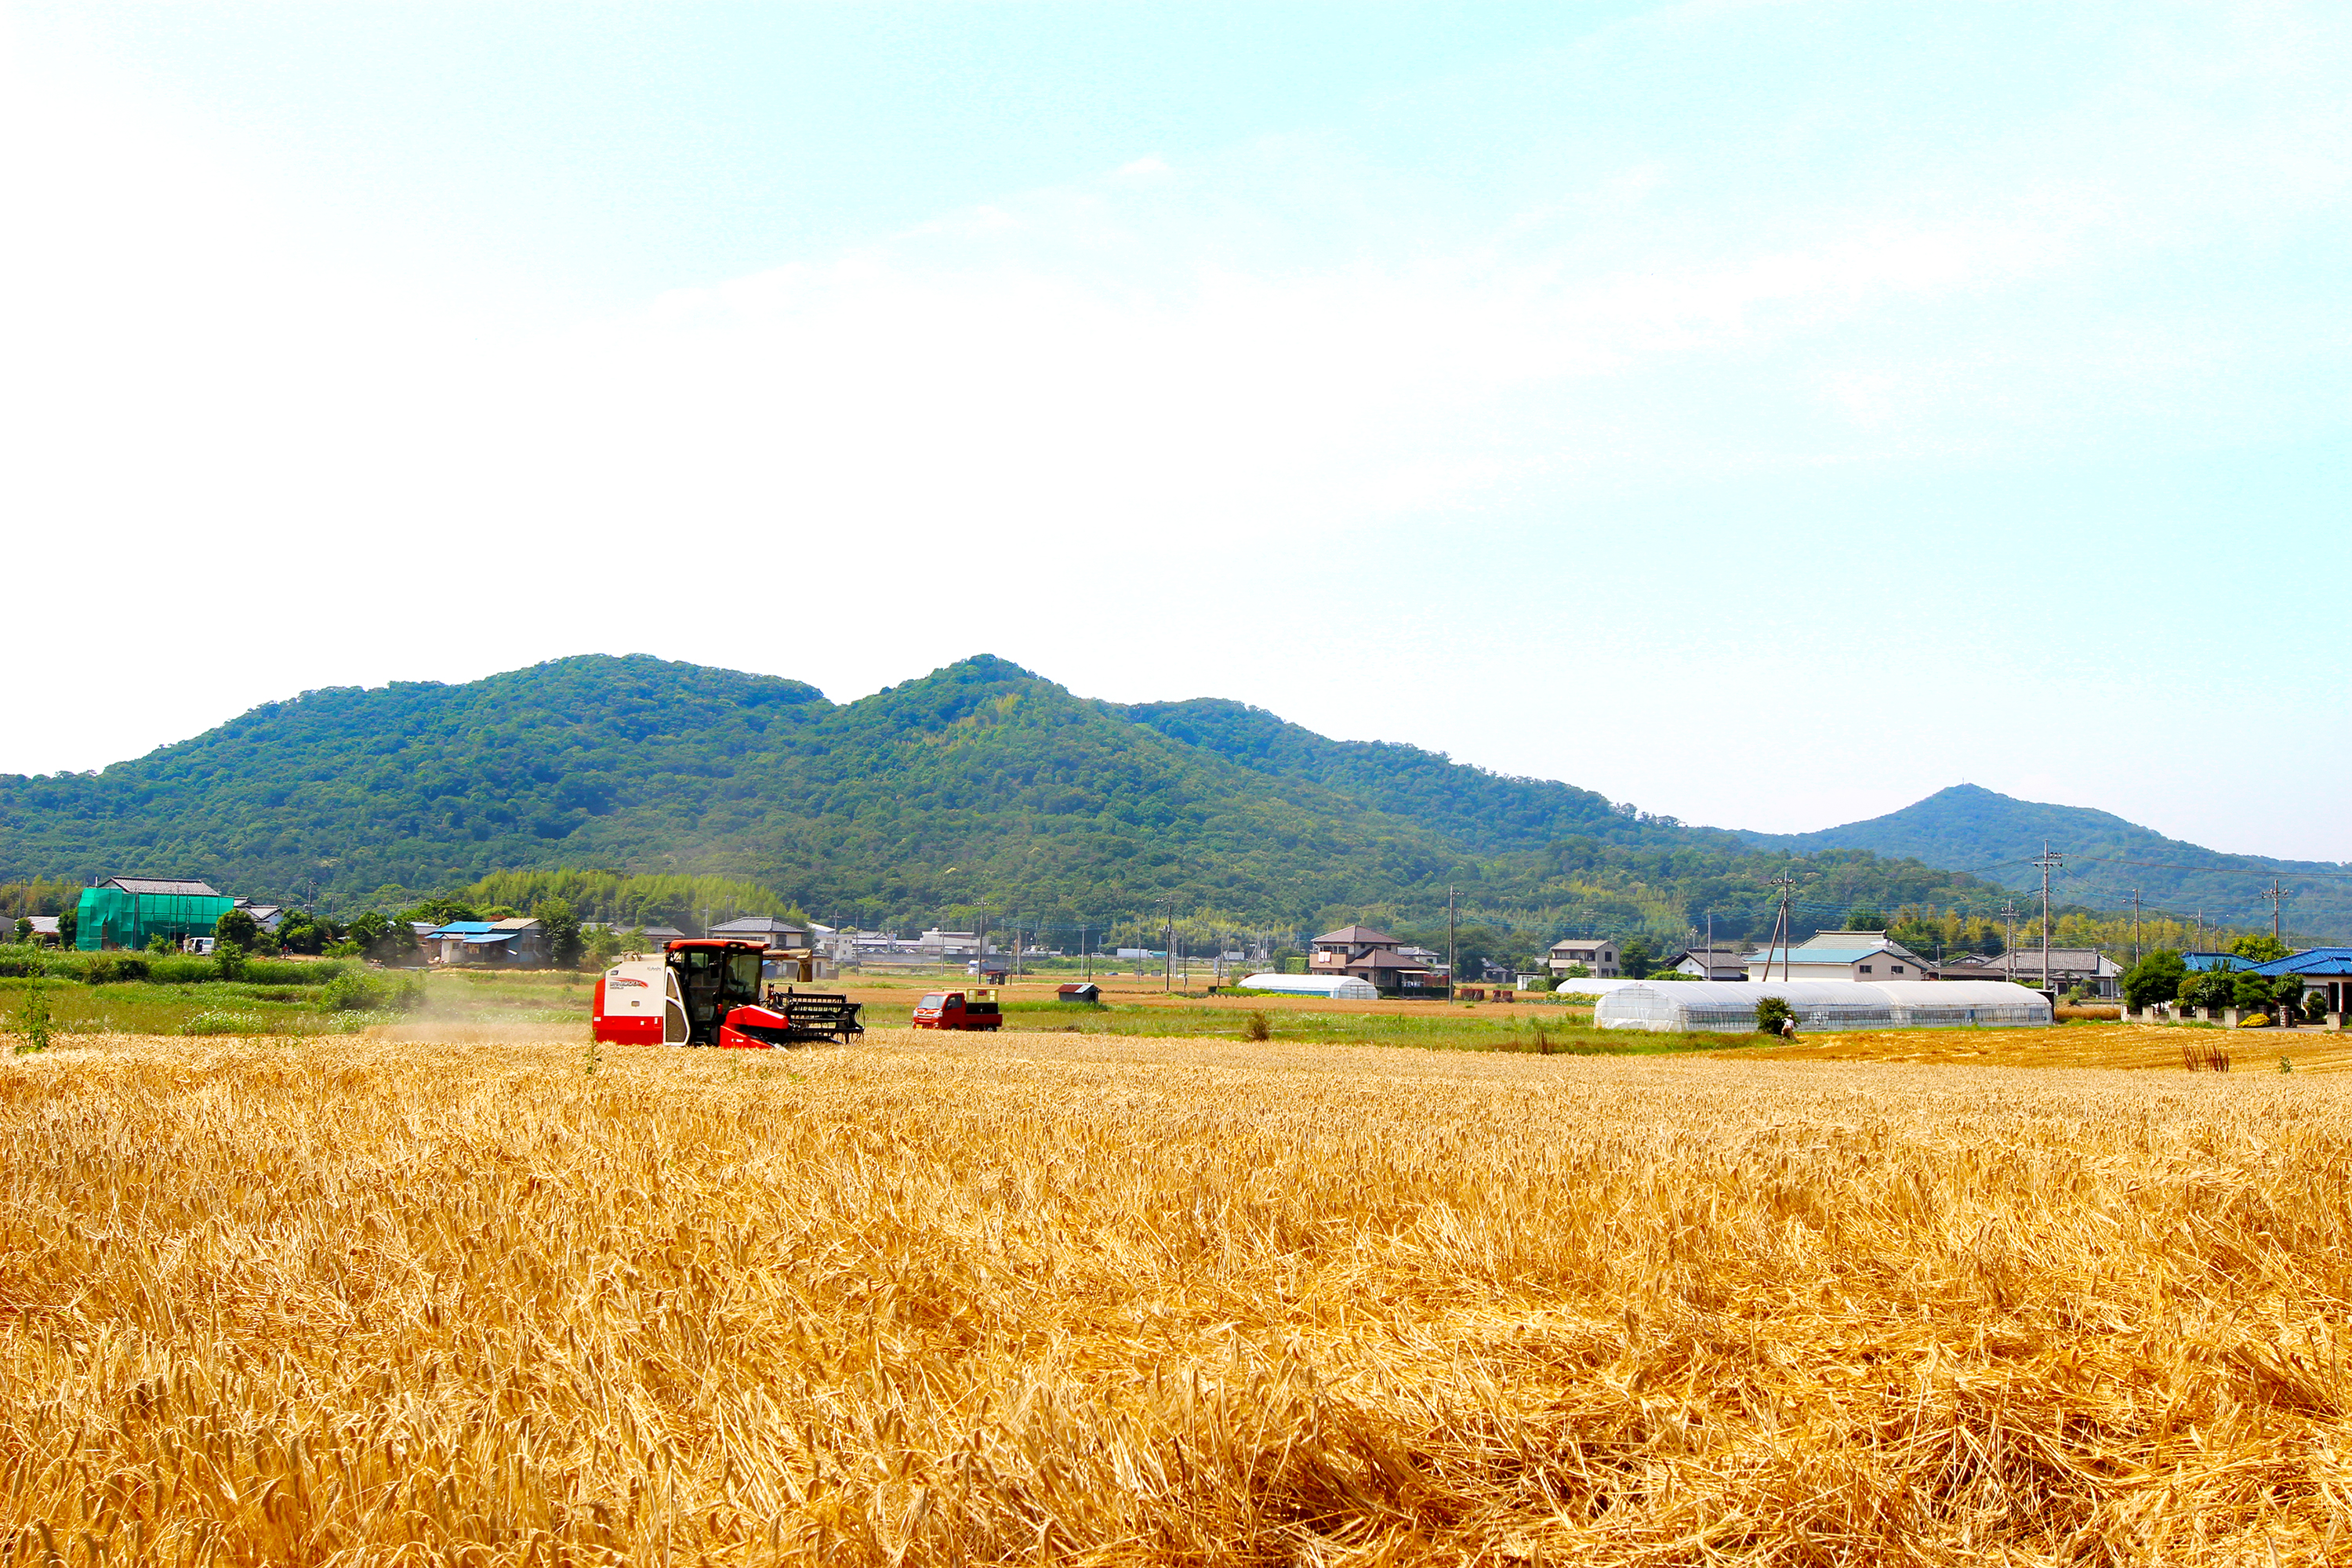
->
[1595,980,2053,1033]
[74,878,238,953]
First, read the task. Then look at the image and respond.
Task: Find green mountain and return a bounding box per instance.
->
[1740,784,2352,941]
[0,654,2020,945]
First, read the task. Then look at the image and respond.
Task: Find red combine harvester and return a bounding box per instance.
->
[910,988,1004,1031]
[593,938,864,1048]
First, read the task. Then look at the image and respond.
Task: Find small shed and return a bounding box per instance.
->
[1056,982,1102,1003]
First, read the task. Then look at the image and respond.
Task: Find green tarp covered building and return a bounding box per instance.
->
[75,877,237,952]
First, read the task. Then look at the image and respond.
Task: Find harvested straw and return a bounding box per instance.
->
[2,1030,2348,1563]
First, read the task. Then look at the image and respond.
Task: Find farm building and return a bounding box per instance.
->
[1743,930,1933,983]
[1597,980,2052,1033]
[74,877,237,952]
[423,918,549,966]
[1238,972,1381,1001]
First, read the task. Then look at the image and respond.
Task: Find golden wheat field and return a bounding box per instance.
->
[5,1028,2352,1565]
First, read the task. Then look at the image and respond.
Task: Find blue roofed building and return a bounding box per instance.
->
[423,917,549,967]
[2251,948,2352,1019]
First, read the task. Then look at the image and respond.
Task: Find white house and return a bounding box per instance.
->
[919,928,981,956]
[1547,938,1621,978]
[1743,930,1933,983]
[1669,944,1751,981]
[708,914,810,949]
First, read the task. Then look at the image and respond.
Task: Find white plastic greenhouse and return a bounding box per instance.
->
[1595,980,2051,1033]
[1236,973,1381,1001]
[1551,976,1653,999]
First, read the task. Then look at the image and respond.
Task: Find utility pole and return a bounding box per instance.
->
[1163,906,1173,993]
[2033,842,2063,996]
[2130,889,2140,966]
[1765,874,1797,982]
[2263,880,2291,946]
[976,909,985,979]
[1447,885,1457,1000]
[2001,899,2019,979]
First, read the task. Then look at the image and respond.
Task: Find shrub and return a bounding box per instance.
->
[241,957,349,987]
[319,972,388,1012]
[214,942,247,982]
[318,971,420,1013]
[0,946,49,978]
[2239,1014,2272,1029]
[1243,1011,1272,1042]
[1755,996,1795,1036]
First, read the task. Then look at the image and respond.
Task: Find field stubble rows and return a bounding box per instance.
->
[2,1026,2349,1564]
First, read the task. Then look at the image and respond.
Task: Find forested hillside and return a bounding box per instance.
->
[1742,784,2352,942]
[0,655,2025,946]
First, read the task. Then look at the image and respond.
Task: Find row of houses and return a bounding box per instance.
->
[1301,924,2140,998]
[1545,930,2129,996]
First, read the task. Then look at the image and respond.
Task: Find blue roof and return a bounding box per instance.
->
[427,921,498,936]
[2253,948,2352,977]
[2181,952,2256,972]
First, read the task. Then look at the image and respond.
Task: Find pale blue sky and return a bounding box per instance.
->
[4,2,2347,859]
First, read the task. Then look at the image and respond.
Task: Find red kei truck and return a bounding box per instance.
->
[592,938,862,1048]
[910,988,1004,1031]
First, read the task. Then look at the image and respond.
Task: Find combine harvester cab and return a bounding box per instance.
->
[593,938,862,1048]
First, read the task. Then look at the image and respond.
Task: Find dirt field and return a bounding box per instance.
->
[5,1026,2351,1563]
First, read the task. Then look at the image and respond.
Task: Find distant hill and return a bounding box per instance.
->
[1740,784,2352,941]
[0,654,2019,946]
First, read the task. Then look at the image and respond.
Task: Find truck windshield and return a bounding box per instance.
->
[916,994,947,1009]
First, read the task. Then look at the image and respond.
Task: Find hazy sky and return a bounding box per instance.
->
[5,2,2347,858]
